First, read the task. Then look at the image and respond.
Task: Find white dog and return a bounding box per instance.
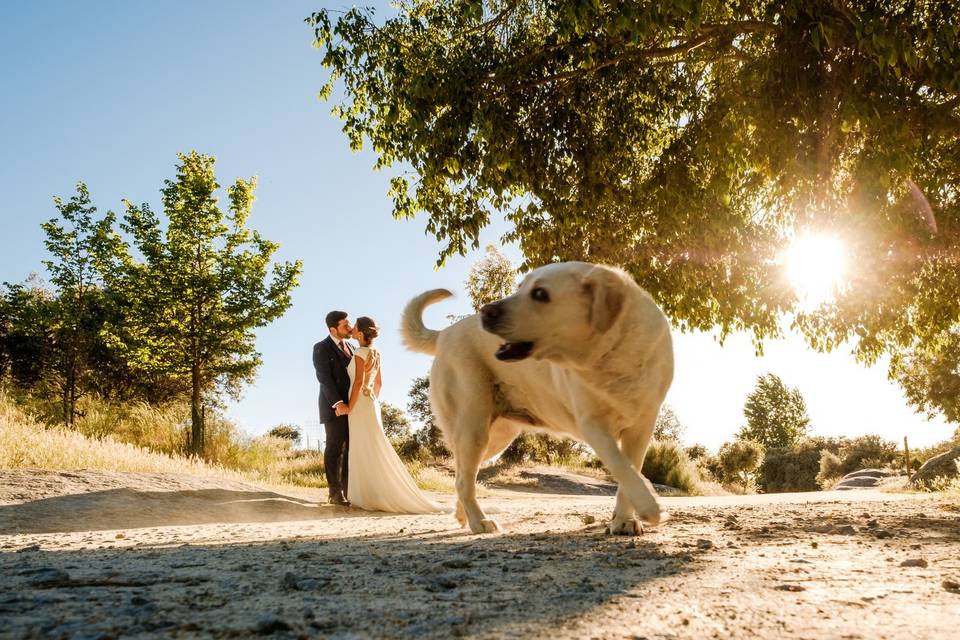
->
[401,262,674,535]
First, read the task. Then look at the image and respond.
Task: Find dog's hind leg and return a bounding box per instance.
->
[443,401,503,534]
[453,419,518,528]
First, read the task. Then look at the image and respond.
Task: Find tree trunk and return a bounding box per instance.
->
[190,364,203,456]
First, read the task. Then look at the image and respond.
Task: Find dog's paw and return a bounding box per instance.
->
[606,517,642,536]
[470,519,501,534]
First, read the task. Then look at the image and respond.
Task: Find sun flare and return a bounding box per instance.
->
[783,233,848,309]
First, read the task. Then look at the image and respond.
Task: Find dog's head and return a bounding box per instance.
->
[480,262,628,363]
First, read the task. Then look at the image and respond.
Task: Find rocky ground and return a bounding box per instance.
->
[1,469,958,639]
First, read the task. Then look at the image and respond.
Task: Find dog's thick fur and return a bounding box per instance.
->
[401,262,674,535]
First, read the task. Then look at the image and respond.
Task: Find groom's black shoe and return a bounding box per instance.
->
[329,493,350,507]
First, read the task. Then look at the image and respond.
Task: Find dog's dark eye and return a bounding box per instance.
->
[531,287,550,303]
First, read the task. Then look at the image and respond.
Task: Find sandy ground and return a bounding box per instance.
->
[1,469,958,639]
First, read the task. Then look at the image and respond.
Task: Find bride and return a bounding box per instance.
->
[344,316,444,514]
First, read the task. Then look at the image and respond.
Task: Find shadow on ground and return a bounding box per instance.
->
[0,526,696,638]
[0,489,367,534]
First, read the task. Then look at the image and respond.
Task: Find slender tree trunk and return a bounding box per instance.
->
[191,363,203,456]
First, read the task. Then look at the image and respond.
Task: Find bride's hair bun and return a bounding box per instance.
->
[357,316,379,342]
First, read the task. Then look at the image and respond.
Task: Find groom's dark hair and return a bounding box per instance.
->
[325,310,348,329]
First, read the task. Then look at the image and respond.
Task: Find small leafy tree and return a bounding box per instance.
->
[40,183,118,426]
[718,439,765,493]
[738,373,811,449]
[653,404,685,443]
[103,152,303,455]
[268,424,302,445]
[380,401,413,443]
[466,245,516,311]
[407,374,450,458]
[0,279,58,389]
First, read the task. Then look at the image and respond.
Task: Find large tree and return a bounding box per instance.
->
[310,0,960,420]
[738,373,811,449]
[104,152,302,455]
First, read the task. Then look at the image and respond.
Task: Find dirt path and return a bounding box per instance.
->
[1,470,958,639]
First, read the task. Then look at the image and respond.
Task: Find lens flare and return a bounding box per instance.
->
[784,234,847,309]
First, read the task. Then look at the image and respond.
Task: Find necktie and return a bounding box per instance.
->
[339,340,349,356]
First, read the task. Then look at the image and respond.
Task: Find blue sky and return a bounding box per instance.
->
[0,1,953,451]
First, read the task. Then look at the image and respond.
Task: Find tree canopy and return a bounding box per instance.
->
[310,0,960,422]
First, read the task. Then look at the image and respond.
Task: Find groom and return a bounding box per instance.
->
[313,310,354,506]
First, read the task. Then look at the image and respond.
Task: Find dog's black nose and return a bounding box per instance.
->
[480,303,501,328]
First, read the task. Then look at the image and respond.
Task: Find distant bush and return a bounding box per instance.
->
[836,435,898,475]
[718,439,764,493]
[817,450,844,488]
[758,436,846,493]
[685,444,709,461]
[640,439,700,494]
[267,424,301,444]
[500,432,586,466]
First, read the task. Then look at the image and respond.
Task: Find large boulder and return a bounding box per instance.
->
[832,468,895,490]
[911,447,960,488]
[843,468,894,480]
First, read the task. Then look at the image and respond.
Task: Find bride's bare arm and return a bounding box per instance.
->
[374,367,382,398]
[346,355,366,411]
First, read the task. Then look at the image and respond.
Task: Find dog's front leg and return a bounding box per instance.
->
[608,428,656,535]
[453,434,501,534]
[577,417,667,530]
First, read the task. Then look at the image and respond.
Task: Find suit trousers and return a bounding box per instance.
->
[323,415,349,497]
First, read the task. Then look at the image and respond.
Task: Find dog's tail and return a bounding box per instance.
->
[400,289,453,355]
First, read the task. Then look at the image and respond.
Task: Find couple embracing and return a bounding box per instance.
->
[312,311,443,514]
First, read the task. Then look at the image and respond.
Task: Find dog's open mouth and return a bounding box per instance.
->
[495,341,534,361]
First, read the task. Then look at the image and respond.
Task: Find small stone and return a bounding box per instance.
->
[875,529,894,539]
[811,542,819,549]
[281,572,301,590]
[942,579,960,593]
[696,539,714,550]
[774,584,806,592]
[16,544,41,553]
[441,557,472,569]
[255,616,291,635]
[115,533,125,539]
[899,558,928,568]
[582,515,596,525]
[28,568,70,586]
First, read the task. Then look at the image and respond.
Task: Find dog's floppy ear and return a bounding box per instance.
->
[582,267,626,333]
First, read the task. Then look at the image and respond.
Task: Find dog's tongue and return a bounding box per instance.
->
[495,341,534,361]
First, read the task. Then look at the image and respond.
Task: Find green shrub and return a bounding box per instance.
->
[836,435,898,475]
[500,432,585,466]
[640,439,700,494]
[758,436,846,493]
[718,439,764,492]
[817,450,844,488]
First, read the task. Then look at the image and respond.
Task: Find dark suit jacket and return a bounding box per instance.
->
[313,335,353,424]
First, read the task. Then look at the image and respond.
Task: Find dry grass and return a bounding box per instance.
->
[0,392,454,494]
[0,395,247,480]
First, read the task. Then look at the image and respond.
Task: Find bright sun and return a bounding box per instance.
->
[783,233,848,309]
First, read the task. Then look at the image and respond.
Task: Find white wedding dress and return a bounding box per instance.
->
[346,346,444,514]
